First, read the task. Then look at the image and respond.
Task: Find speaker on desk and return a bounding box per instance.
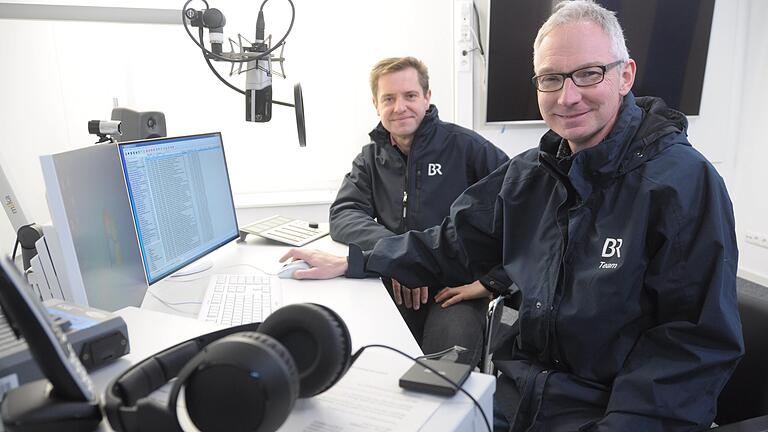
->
[111,108,167,142]
[103,303,351,432]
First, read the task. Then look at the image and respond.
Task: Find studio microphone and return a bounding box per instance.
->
[245,10,272,122]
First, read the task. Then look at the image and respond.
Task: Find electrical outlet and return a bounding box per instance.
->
[458,1,471,41]
[745,231,768,249]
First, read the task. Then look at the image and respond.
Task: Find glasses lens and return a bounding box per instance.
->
[536,75,564,92]
[572,67,605,86]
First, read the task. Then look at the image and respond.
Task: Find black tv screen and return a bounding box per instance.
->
[486,0,716,123]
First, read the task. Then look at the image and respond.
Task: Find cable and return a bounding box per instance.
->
[188,1,297,107]
[217,262,277,276]
[181,0,295,64]
[352,344,492,432]
[11,238,19,263]
[200,26,246,95]
[472,1,485,56]
[470,26,488,88]
[470,27,484,60]
[146,290,201,317]
[162,263,278,283]
[166,263,277,282]
[161,272,212,283]
[418,345,468,360]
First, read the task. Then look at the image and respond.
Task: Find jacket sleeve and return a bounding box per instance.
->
[329,151,397,250]
[362,163,507,289]
[593,168,744,431]
[473,141,513,295]
[472,139,510,181]
[479,265,515,296]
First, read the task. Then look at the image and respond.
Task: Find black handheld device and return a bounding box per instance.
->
[399,358,472,397]
[0,257,102,432]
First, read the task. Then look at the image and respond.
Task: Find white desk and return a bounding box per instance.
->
[142,235,423,356]
[90,236,495,431]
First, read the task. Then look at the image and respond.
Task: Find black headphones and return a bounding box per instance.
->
[103,303,352,432]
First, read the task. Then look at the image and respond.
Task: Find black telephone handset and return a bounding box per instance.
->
[0,257,102,432]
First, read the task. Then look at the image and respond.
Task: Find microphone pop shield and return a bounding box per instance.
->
[294,83,306,147]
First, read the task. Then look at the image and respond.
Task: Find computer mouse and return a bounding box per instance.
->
[277,260,311,279]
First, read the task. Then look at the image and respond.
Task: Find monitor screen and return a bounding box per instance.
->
[118,133,239,284]
[486,0,716,123]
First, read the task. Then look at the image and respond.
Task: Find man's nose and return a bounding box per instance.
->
[393,97,407,112]
[558,78,582,105]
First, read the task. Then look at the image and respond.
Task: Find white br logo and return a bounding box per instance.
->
[601,238,623,258]
[428,163,443,176]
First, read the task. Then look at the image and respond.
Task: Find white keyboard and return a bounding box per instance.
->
[239,215,329,247]
[197,274,282,326]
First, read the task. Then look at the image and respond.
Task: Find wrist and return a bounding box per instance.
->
[340,256,349,275]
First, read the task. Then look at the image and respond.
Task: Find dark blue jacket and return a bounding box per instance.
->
[351,94,744,431]
[331,105,512,293]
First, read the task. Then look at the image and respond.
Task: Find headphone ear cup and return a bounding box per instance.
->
[258,303,352,398]
[178,332,299,432]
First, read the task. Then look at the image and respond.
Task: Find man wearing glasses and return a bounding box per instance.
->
[283,1,743,430]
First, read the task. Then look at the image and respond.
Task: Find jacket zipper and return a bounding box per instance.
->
[414,167,422,215]
[402,152,411,229]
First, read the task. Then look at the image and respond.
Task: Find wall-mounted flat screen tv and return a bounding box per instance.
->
[486,0,716,123]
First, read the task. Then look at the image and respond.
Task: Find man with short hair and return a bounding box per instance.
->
[329,56,511,366]
[286,2,743,430]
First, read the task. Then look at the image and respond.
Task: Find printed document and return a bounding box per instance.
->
[279,350,445,432]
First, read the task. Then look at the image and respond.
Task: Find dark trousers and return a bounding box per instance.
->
[383,278,488,366]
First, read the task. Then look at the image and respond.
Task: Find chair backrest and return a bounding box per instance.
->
[481,290,521,374]
[482,295,508,374]
[715,292,768,424]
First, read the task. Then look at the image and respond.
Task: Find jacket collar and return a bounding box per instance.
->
[538,92,688,201]
[369,105,439,146]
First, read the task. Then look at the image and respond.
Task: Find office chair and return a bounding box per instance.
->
[481,289,768,431]
[481,290,519,375]
[711,291,768,431]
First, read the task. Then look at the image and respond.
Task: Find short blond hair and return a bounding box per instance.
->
[370,57,429,99]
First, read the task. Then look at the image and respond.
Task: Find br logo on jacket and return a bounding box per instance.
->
[600,238,622,269]
[428,163,443,176]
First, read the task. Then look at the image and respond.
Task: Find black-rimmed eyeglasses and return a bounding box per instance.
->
[532,60,624,92]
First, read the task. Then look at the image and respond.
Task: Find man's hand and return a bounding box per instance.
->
[434,280,492,308]
[279,248,348,279]
[392,279,428,310]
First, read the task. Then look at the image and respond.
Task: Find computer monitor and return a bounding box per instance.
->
[118,133,239,285]
[41,144,148,311]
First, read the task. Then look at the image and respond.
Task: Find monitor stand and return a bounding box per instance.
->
[169,259,213,278]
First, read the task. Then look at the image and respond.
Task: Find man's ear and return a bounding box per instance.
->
[619,59,636,96]
[424,89,432,106]
[372,96,379,115]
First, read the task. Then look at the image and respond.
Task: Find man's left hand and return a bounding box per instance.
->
[434,280,492,308]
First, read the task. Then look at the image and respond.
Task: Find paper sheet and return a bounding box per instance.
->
[279,352,445,432]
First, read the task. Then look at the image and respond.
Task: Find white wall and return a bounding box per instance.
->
[0,0,454,254]
[731,0,768,285]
